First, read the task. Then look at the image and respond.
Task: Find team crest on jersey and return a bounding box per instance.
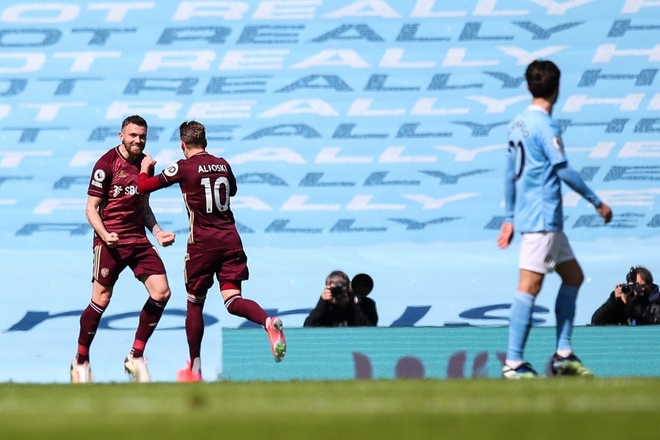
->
[164,163,179,177]
[117,170,126,179]
[552,136,564,155]
[101,268,109,278]
[93,169,106,182]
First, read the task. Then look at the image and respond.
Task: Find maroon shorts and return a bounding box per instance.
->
[93,242,166,287]
[184,247,249,294]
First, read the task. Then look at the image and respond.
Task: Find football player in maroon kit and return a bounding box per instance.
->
[137,120,286,382]
[70,115,176,383]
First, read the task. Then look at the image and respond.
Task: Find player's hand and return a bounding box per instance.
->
[596,202,612,224]
[496,222,514,249]
[104,232,119,248]
[141,152,156,174]
[156,230,175,247]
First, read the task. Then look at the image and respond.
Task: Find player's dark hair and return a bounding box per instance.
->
[121,115,148,130]
[525,60,560,99]
[179,120,208,148]
[326,270,349,287]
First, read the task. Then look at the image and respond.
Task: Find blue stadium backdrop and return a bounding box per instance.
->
[1,0,659,382]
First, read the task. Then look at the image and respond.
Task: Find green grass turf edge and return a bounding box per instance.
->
[1,378,658,439]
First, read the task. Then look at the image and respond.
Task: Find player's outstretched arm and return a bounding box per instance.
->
[137,172,165,194]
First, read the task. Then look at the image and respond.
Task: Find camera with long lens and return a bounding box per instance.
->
[621,267,640,296]
[330,283,348,298]
[329,273,374,299]
[351,273,374,297]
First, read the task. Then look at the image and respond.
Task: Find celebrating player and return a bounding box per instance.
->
[497,60,612,378]
[71,115,176,383]
[137,120,286,382]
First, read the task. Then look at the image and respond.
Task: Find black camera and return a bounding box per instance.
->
[330,283,348,298]
[621,267,639,296]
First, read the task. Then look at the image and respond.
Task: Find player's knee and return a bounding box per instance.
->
[91,285,112,308]
[159,288,172,302]
[563,270,584,288]
[149,287,171,303]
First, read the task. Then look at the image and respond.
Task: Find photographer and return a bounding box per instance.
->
[591,266,660,326]
[303,270,378,327]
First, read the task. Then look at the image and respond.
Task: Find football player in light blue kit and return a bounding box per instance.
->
[497,60,613,378]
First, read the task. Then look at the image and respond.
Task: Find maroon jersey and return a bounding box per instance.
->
[157,152,242,251]
[87,147,150,245]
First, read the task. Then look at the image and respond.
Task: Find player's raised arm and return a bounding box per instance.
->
[137,152,166,194]
[141,151,156,172]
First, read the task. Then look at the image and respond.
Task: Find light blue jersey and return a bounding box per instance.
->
[505,105,567,233]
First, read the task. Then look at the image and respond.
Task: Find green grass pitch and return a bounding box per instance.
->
[1,378,658,439]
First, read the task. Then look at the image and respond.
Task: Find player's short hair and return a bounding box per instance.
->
[121,115,148,130]
[325,270,349,287]
[179,120,208,148]
[525,60,560,99]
